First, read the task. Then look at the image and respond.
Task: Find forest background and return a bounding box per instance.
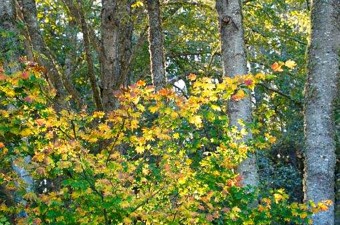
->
[0,0,339,224]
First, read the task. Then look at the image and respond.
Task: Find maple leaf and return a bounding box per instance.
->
[22,71,30,79]
[206,214,214,222]
[136,80,146,87]
[188,73,197,81]
[131,1,143,8]
[274,193,283,203]
[136,145,144,154]
[189,115,202,127]
[255,73,265,80]
[0,142,5,148]
[93,111,105,118]
[271,62,283,72]
[285,59,297,69]
[231,89,246,101]
[244,79,253,86]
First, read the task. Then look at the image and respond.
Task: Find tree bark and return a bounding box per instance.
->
[0,0,20,72]
[216,0,258,187]
[303,0,340,224]
[76,0,103,111]
[146,0,166,90]
[101,0,121,110]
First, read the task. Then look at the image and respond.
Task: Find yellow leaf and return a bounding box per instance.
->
[93,111,105,118]
[232,206,241,213]
[33,153,45,162]
[131,1,143,8]
[285,60,297,69]
[300,212,308,219]
[211,104,221,111]
[136,145,144,154]
[123,217,133,224]
[130,120,139,130]
[88,136,98,143]
[255,73,266,80]
[20,128,33,137]
[149,105,158,113]
[98,123,110,132]
[189,115,202,127]
[274,193,283,203]
[173,133,180,139]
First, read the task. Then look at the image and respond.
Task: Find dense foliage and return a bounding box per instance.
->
[0,63,331,224]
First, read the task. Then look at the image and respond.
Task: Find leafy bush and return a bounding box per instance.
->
[0,64,330,224]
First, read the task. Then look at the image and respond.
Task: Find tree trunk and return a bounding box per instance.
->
[146,0,166,90]
[303,0,340,224]
[76,0,103,111]
[101,0,121,111]
[0,0,20,72]
[215,0,258,187]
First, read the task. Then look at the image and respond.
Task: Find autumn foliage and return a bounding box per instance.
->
[0,63,330,224]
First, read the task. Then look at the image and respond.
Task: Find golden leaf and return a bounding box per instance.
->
[285,60,297,69]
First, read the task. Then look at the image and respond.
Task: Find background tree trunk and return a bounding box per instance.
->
[101,0,121,110]
[0,0,20,72]
[146,0,166,90]
[303,0,340,224]
[216,0,258,187]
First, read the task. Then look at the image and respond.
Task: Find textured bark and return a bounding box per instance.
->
[216,0,258,187]
[146,0,166,90]
[19,0,83,110]
[119,1,133,87]
[77,0,103,111]
[0,0,20,72]
[303,0,340,224]
[101,0,121,110]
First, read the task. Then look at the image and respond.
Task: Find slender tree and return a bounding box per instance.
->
[146,0,166,90]
[216,0,258,187]
[304,0,340,224]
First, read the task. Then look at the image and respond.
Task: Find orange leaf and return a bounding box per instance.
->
[188,73,197,81]
[271,62,283,72]
[136,80,146,87]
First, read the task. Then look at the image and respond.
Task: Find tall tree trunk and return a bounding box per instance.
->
[119,1,133,87]
[146,0,166,90]
[101,0,134,110]
[0,0,20,72]
[101,0,121,110]
[216,0,258,187]
[303,0,340,224]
